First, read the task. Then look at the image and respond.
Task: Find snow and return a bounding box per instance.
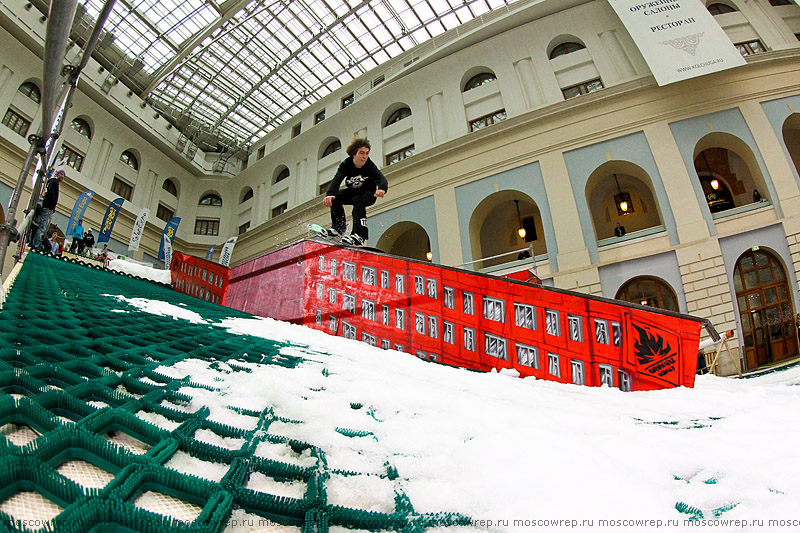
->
[104,270,800,532]
[164,450,231,483]
[107,258,172,285]
[104,294,207,324]
[245,471,307,500]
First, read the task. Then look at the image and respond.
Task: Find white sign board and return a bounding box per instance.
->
[128,208,149,252]
[608,0,746,86]
[219,236,237,267]
[163,233,173,270]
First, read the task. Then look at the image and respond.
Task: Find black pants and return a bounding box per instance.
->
[330,188,376,239]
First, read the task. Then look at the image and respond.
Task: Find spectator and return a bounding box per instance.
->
[69,218,85,253]
[31,169,65,251]
[614,222,626,237]
[47,230,60,255]
[81,229,95,255]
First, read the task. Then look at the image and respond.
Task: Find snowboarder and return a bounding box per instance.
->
[318,138,387,246]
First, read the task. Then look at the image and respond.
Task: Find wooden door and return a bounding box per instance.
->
[734,249,797,370]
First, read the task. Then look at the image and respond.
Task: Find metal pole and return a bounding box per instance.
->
[21,0,117,234]
[0,0,79,278]
[0,0,116,281]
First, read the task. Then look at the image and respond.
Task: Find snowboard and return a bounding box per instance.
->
[307,223,383,253]
[307,223,341,242]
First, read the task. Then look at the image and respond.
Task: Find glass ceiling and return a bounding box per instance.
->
[72,0,520,153]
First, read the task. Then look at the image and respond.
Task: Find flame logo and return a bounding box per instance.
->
[632,323,675,366]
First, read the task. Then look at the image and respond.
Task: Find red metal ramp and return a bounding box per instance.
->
[227,238,717,391]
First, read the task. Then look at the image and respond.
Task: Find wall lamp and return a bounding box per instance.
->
[614,174,633,216]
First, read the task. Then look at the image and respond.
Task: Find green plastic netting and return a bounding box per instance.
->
[0,252,470,532]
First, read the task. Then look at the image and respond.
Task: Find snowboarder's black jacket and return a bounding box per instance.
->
[326,157,388,195]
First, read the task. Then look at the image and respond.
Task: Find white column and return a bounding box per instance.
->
[91,138,113,186]
[513,58,545,110]
[427,92,446,145]
[598,30,637,80]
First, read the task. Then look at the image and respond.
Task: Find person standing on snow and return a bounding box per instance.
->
[31,169,65,251]
[69,218,85,253]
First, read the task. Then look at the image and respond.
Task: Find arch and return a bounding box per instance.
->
[707,2,737,15]
[383,104,412,127]
[692,132,769,215]
[549,41,586,60]
[70,117,92,139]
[585,162,663,240]
[782,112,800,181]
[162,178,178,197]
[547,36,587,59]
[199,192,223,206]
[319,138,342,159]
[120,149,140,171]
[273,166,290,184]
[615,276,679,312]
[18,81,41,104]
[240,186,254,203]
[461,69,497,92]
[376,221,431,261]
[733,247,797,370]
[467,190,547,269]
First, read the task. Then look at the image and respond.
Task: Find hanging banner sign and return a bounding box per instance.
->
[163,233,174,270]
[97,197,124,243]
[128,208,149,252]
[66,190,94,238]
[205,245,215,261]
[219,236,237,267]
[607,0,746,86]
[158,216,181,261]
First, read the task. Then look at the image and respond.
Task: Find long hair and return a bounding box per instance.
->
[346,137,371,157]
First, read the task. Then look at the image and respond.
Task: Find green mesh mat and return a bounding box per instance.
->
[0,252,470,532]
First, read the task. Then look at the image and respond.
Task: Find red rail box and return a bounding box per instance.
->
[226,240,711,391]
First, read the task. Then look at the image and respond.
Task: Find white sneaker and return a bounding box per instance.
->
[341,234,365,246]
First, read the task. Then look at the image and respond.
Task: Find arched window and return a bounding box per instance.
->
[273,167,290,184]
[385,107,411,127]
[240,188,254,203]
[199,193,223,206]
[708,3,737,15]
[162,179,177,196]
[120,150,139,170]
[549,42,585,59]
[18,82,41,104]
[616,277,679,312]
[70,118,91,139]
[322,140,341,158]
[464,72,497,92]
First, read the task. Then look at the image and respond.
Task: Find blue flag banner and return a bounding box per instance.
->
[66,190,94,238]
[205,245,215,261]
[97,197,124,244]
[158,217,181,261]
